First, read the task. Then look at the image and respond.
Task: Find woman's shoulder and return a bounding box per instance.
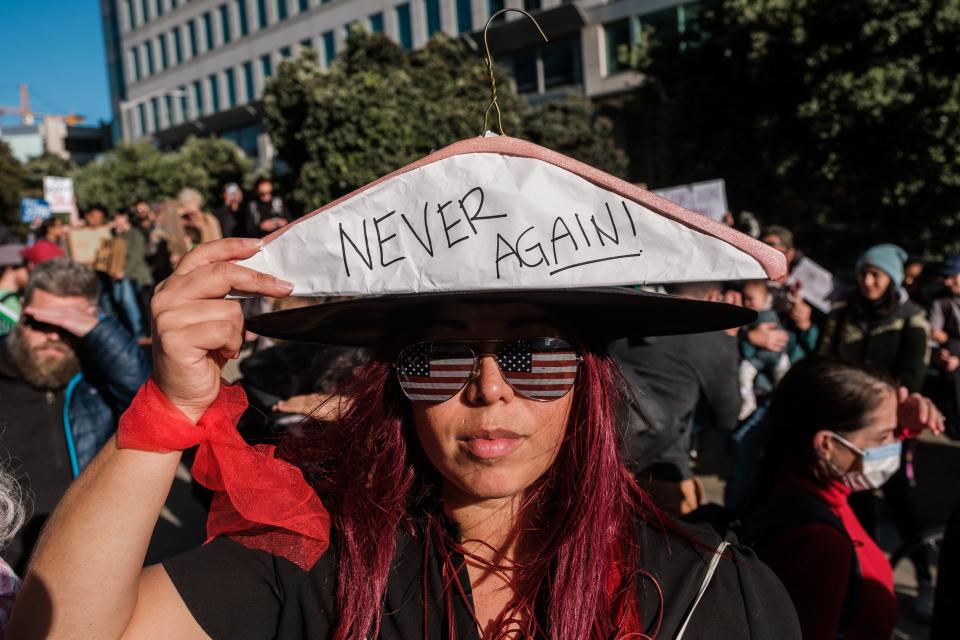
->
[636,517,802,639]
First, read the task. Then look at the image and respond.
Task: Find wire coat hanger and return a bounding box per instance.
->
[481,8,549,136]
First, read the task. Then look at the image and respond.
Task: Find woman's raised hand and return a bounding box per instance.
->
[151,238,294,422]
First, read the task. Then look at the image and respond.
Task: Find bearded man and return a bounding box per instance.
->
[0,258,150,572]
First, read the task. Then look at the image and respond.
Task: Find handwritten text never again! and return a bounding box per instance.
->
[337,186,644,279]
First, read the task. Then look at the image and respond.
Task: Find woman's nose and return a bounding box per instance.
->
[463,355,515,405]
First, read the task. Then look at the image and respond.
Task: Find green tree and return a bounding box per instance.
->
[264,30,635,213]
[22,153,76,199]
[634,0,960,263]
[176,136,254,209]
[523,93,629,177]
[0,141,25,233]
[73,142,204,213]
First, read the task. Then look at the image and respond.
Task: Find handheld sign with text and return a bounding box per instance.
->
[653,179,728,222]
[43,176,75,214]
[20,198,51,224]
[786,257,838,313]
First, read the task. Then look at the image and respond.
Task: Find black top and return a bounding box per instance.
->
[163,518,799,639]
[611,333,741,480]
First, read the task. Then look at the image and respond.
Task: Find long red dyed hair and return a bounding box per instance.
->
[279,347,670,639]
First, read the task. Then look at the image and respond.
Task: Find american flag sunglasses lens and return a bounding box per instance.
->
[396,338,578,402]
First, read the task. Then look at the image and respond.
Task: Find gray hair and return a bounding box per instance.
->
[23,258,101,306]
[0,465,26,549]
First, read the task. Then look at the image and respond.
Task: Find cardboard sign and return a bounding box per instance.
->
[238,148,774,297]
[654,180,728,222]
[67,226,112,266]
[20,198,51,224]
[786,257,837,313]
[43,176,75,214]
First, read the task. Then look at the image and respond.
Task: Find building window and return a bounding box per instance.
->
[173,28,183,64]
[510,49,537,93]
[138,103,147,136]
[145,41,155,75]
[193,79,204,116]
[261,53,273,78]
[179,86,189,120]
[220,4,232,44]
[172,0,178,7]
[489,0,505,23]
[158,34,168,70]
[164,94,174,127]
[369,12,384,33]
[425,0,441,37]
[125,0,134,30]
[300,38,312,49]
[151,96,160,131]
[542,35,580,89]
[298,0,309,11]
[640,6,681,43]
[209,74,221,112]
[396,3,413,49]
[243,61,255,101]
[523,0,541,11]
[226,68,237,107]
[237,0,249,36]
[140,0,149,24]
[131,47,142,80]
[276,0,288,21]
[604,18,634,75]
[280,46,291,58]
[187,21,198,57]
[156,0,165,16]
[257,0,268,28]
[456,0,472,33]
[203,12,215,50]
[322,30,335,66]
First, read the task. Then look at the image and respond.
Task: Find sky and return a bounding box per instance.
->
[0,1,112,126]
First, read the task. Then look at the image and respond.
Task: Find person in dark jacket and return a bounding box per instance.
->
[0,258,150,572]
[239,178,290,238]
[611,282,741,516]
[818,242,935,618]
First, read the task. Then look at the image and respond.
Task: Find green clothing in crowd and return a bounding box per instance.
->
[121,228,153,287]
[818,298,930,392]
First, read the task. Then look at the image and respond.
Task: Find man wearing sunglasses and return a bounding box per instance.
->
[0,258,150,573]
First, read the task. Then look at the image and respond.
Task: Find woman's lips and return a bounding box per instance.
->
[459,430,524,460]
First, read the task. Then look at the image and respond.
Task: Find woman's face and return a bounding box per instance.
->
[858,266,892,301]
[408,303,575,505]
[825,386,898,474]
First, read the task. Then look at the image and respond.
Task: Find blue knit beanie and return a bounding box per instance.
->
[942,255,960,277]
[857,244,908,287]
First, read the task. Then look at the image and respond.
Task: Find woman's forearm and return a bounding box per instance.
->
[7,437,182,640]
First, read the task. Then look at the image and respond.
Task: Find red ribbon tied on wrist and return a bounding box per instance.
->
[118,376,330,570]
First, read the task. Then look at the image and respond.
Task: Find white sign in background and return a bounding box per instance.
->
[653,179,728,222]
[786,257,837,313]
[238,154,766,296]
[43,176,75,214]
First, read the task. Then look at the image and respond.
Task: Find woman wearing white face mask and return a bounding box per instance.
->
[741,356,943,640]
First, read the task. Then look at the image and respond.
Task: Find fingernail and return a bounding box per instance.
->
[242,238,262,248]
[275,278,294,290]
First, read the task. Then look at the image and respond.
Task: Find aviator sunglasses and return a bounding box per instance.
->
[395,337,581,403]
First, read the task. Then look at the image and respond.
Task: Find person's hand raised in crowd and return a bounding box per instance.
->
[23,299,99,338]
[897,387,946,436]
[151,238,294,423]
[937,347,960,373]
[259,217,287,233]
[747,322,789,352]
[932,328,950,345]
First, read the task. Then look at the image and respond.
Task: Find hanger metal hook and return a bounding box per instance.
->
[481,8,549,136]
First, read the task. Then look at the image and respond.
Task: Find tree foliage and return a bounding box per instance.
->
[0,141,25,233]
[634,0,960,263]
[71,137,250,213]
[22,154,76,199]
[263,31,624,212]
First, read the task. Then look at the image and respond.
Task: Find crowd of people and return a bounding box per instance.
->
[0,179,958,638]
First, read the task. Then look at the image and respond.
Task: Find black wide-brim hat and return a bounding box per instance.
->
[238,136,785,344]
[247,288,754,346]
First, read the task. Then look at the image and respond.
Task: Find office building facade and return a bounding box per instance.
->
[102,0,696,166]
